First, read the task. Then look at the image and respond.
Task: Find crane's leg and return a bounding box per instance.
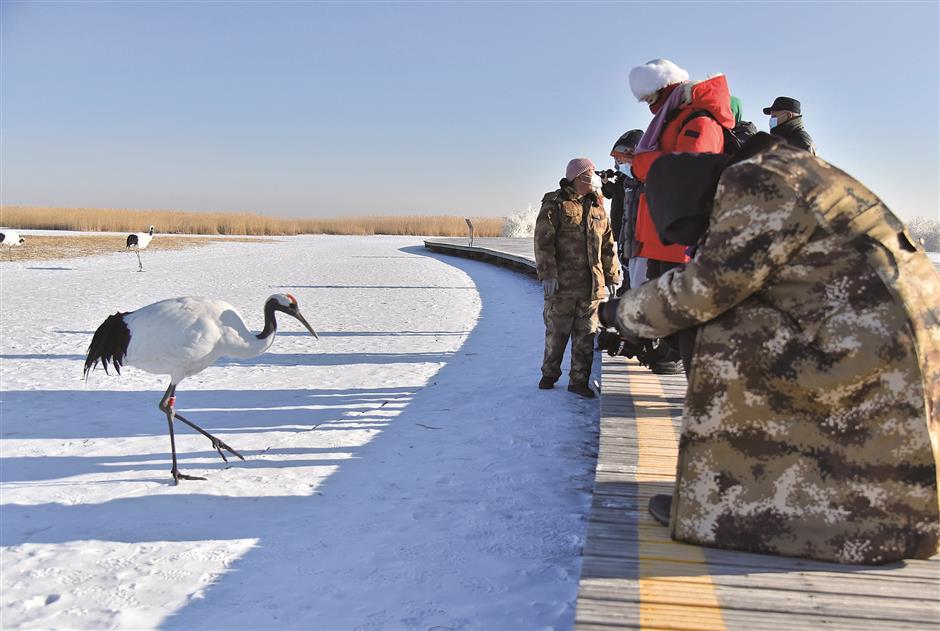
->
[174,411,246,462]
[159,384,206,483]
[136,249,143,272]
[159,385,245,462]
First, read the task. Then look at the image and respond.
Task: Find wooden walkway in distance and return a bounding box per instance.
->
[423,237,536,276]
[424,238,940,631]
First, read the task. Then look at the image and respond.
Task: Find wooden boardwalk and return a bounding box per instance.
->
[423,237,536,275]
[424,238,940,631]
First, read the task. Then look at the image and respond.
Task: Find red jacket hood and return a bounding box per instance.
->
[684,75,734,128]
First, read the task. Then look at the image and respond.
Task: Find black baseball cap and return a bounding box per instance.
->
[762,96,801,115]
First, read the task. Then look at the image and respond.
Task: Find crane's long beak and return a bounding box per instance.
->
[292,310,319,340]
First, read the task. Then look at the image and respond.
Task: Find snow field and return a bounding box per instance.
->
[0,235,600,630]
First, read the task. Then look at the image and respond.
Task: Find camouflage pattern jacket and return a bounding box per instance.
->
[616,143,940,564]
[534,182,620,301]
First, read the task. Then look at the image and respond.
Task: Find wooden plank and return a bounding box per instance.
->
[576,595,932,631]
[579,579,937,621]
[581,566,940,601]
[582,549,940,584]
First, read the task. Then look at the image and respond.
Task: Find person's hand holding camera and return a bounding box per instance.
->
[598,298,642,345]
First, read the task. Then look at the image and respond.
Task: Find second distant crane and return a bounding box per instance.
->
[126,225,155,271]
[0,229,25,260]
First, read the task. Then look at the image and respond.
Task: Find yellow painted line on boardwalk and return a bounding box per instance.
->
[626,363,727,631]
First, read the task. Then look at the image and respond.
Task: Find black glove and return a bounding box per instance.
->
[598,298,620,329]
[542,278,558,298]
[596,329,636,358]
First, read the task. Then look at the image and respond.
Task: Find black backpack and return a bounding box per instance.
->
[680,109,756,155]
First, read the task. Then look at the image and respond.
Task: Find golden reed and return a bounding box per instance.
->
[0,206,505,237]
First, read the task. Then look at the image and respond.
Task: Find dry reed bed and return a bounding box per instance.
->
[1,206,505,237]
[0,234,272,263]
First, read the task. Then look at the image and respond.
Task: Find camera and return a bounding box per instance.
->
[595,328,677,365]
[596,168,619,180]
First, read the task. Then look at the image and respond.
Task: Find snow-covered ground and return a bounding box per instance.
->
[0,235,600,630]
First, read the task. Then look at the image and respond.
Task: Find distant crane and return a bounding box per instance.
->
[0,229,25,260]
[126,225,155,271]
[84,293,319,484]
[465,218,474,247]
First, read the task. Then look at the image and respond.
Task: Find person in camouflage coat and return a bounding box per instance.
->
[535,158,620,398]
[600,134,940,564]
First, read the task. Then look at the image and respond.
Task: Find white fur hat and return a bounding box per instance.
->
[629,59,689,101]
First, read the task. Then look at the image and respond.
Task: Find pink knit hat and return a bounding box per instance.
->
[565,158,595,181]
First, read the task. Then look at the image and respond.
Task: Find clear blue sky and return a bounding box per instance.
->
[2,1,938,222]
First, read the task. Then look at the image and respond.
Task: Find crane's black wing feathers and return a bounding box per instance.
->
[84,312,132,377]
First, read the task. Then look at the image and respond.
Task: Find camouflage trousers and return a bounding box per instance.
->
[541,296,600,385]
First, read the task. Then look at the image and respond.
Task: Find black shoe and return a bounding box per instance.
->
[567,382,596,398]
[648,494,672,526]
[538,376,556,390]
[650,360,684,375]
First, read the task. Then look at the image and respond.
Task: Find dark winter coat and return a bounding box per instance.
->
[732,120,759,143]
[602,174,626,240]
[603,174,643,262]
[771,115,816,154]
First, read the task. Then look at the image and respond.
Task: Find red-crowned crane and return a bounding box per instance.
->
[126,225,154,272]
[84,293,319,484]
[0,229,25,260]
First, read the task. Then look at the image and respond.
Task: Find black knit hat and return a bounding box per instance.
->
[610,129,644,155]
[762,96,801,115]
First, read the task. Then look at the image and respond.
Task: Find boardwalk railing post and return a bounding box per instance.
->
[465,218,474,247]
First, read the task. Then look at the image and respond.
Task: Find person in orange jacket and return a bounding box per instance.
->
[628,59,735,277]
[627,58,735,374]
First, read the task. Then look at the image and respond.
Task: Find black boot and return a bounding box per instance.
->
[650,360,684,375]
[648,494,672,526]
[538,376,556,390]
[567,382,596,398]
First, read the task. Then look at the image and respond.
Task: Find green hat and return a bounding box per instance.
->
[730,96,743,124]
